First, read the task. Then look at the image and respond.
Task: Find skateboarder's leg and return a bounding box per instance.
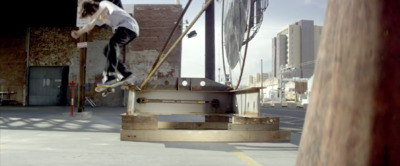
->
[103,45,132,80]
[106,27,137,81]
[102,45,118,84]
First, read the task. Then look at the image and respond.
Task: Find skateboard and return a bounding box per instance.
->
[95,80,141,97]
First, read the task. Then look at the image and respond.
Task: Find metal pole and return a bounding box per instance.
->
[69,81,76,117]
[280,65,283,104]
[261,59,263,103]
[205,0,215,81]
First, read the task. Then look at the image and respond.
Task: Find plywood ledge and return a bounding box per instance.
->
[120,129,290,142]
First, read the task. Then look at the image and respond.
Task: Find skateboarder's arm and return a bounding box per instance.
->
[71,8,108,39]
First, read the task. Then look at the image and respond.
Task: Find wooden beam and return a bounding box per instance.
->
[158,122,227,130]
[232,116,279,125]
[228,124,279,131]
[205,114,230,122]
[77,34,87,112]
[121,114,158,130]
[121,129,290,142]
[296,0,400,165]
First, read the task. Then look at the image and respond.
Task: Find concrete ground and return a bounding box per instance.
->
[0,106,300,166]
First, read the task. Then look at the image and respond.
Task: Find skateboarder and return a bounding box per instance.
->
[93,0,123,9]
[71,0,139,85]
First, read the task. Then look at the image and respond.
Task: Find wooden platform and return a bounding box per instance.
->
[120,114,290,142]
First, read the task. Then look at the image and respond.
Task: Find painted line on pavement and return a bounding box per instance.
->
[232,150,261,166]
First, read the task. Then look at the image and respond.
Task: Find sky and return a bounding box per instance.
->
[122,0,328,86]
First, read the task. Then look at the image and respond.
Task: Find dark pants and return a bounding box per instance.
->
[103,27,136,77]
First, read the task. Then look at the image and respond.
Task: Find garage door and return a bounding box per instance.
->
[28,67,69,106]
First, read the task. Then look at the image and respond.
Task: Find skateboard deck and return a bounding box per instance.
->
[95,80,140,97]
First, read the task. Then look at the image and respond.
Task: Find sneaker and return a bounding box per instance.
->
[120,72,135,84]
[103,75,118,85]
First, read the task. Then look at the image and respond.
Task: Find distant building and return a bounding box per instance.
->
[247,73,277,102]
[272,20,322,79]
[247,73,270,87]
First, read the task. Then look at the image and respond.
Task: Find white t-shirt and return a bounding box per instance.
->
[98,1,139,36]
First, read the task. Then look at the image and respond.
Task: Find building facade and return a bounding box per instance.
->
[272,35,288,78]
[247,73,270,87]
[0,4,183,106]
[272,20,322,79]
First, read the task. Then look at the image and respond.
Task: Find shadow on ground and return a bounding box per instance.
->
[0,106,124,133]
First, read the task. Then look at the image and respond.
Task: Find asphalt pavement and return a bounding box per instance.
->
[261,107,306,145]
[0,106,305,166]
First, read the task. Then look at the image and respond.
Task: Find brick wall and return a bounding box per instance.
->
[29,27,78,66]
[0,29,27,105]
[127,4,182,82]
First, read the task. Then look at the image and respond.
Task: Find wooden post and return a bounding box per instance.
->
[77,34,87,112]
[126,88,135,115]
[296,0,400,165]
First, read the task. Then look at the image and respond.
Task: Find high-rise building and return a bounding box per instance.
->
[272,20,322,78]
[272,35,288,78]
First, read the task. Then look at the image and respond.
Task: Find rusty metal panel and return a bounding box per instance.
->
[142,77,233,92]
[190,78,233,91]
[177,78,191,91]
[134,90,234,115]
[144,77,178,90]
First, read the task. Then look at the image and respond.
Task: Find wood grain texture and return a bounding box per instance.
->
[121,129,290,142]
[296,0,400,165]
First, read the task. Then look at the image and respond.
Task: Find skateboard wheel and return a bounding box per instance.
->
[106,87,115,93]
